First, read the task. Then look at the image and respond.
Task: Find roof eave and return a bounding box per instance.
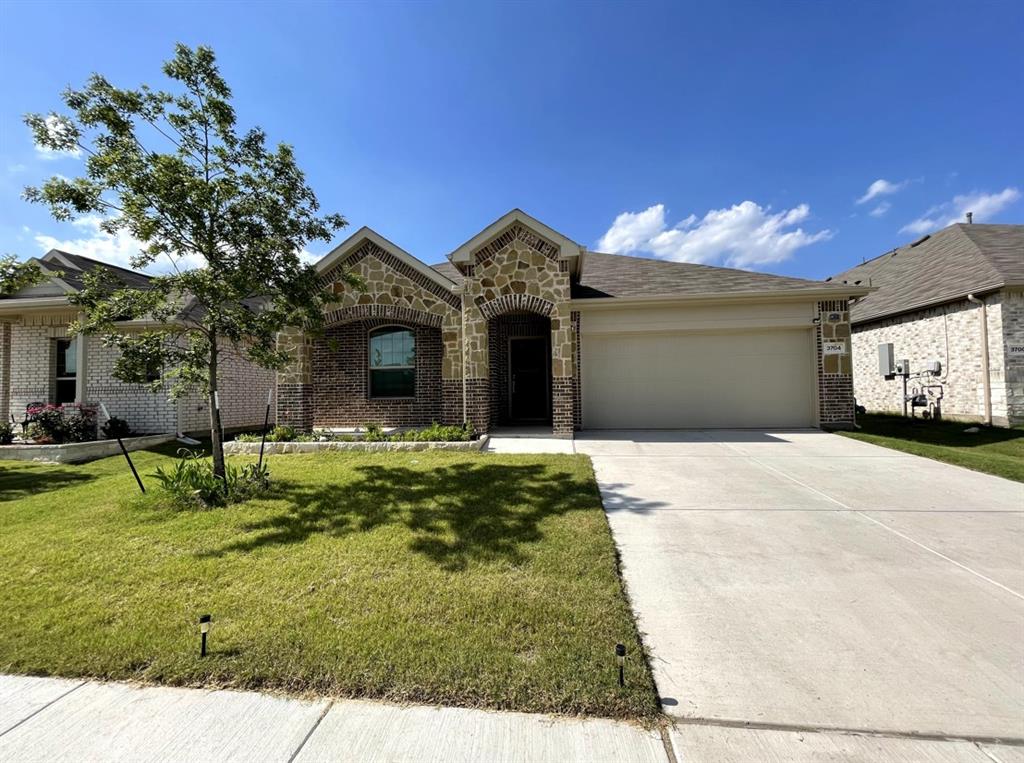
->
[571,286,872,310]
[851,281,1017,325]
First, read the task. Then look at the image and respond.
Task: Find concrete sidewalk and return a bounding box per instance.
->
[0,675,667,763]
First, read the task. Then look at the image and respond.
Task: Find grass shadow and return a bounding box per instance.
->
[0,464,96,502]
[199,461,596,570]
[857,414,1024,450]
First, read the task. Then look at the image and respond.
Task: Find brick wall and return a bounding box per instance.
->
[850,290,1019,425]
[816,299,856,429]
[86,335,178,433]
[311,319,443,428]
[0,323,10,420]
[1001,289,1024,424]
[177,345,277,435]
[7,324,59,423]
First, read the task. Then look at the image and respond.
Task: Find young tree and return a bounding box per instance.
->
[0,255,47,296]
[24,44,357,480]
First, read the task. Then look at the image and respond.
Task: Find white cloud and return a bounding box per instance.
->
[34,216,320,274]
[34,115,82,161]
[900,187,1021,235]
[597,201,832,268]
[868,201,891,218]
[32,216,202,274]
[856,178,909,205]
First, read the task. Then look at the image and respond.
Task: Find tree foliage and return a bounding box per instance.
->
[24,44,358,478]
[0,255,47,296]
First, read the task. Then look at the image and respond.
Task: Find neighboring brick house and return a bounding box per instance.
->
[831,223,1024,427]
[0,249,274,435]
[277,209,869,438]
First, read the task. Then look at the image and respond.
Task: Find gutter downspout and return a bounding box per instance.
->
[966,294,992,426]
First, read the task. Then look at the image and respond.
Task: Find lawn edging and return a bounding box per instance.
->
[224,434,489,455]
[0,434,175,464]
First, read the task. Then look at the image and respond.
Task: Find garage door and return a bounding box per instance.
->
[582,329,815,428]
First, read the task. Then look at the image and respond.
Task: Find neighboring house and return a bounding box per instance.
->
[0,249,274,435]
[276,209,869,438]
[831,223,1024,427]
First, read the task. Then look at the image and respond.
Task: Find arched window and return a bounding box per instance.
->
[369,326,416,398]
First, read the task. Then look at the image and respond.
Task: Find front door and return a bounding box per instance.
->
[509,336,550,422]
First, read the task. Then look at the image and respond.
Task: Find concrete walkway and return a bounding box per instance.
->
[0,675,667,763]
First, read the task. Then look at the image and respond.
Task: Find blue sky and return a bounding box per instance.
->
[0,0,1021,280]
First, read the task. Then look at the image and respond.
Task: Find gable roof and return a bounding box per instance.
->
[314,226,457,291]
[447,209,585,277]
[429,250,864,301]
[830,223,1024,324]
[41,250,154,292]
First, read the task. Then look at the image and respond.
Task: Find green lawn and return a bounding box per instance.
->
[0,446,659,719]
[840,414,1024,482]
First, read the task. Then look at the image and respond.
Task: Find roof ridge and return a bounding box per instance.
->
[50,249,153,280]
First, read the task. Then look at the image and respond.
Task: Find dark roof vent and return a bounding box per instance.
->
[824,276,832,282]
[910,235,931,248]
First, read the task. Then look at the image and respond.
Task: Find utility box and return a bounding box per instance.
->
[878,343,895,376]
[895,359,910,375]
[923,359,942,375]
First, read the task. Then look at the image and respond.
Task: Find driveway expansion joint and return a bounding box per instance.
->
[0,679,85,738]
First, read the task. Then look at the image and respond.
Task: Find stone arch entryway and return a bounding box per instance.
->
[487,312,553,427]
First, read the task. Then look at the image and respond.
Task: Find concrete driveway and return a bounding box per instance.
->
[575,430,1024,750]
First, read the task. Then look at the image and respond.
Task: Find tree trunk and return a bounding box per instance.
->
[208,334,226,480]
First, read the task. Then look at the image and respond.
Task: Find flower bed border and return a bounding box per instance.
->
[224,435,489,455]
[0,434,175,464]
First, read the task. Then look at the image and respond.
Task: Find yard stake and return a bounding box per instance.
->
[616,643,626,687]
[258,387,272,470]
[199,614,211,657]
[101,402,144,493]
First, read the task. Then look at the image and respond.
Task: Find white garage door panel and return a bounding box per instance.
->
[583,330,815,428]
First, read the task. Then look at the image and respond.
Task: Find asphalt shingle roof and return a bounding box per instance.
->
[830,224,1024,325]
[44,250,154,291]
[430,251,850,299]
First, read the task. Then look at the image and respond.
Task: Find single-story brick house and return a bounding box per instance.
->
[0,249,274,435]
[276,209,869,437]
[831,223,1024,427]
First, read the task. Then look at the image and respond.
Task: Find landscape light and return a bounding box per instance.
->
[615,643,626,687]
[199,614,212,657]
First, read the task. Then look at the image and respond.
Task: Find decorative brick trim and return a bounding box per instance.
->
[323,303,443,329]
[321,240,459,307]
[476,293,555,320]
[472,223,560,264]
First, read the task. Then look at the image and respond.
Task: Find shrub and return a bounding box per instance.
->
[101,416,132,440]
[234,432,261,443]
[153,449,271,508]
[390,422,474,442]
[0,422,13,445]
[25,404,97,444]
[270,424,297,442]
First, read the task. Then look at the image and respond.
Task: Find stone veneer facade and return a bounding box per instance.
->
[276,220,860,437]
[850,289,1023,426]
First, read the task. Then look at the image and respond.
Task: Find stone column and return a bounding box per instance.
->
[276,327,313,431]
[817,300,855,429]
[440,312,464,426]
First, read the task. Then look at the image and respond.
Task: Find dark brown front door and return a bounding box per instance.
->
[509,336,550,422]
